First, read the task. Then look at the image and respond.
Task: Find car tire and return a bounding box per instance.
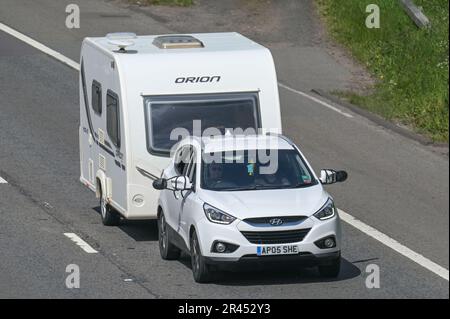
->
[190,230,212,283]
[99,185,121,226]
[318,255,341,278]
[158,211,181,260]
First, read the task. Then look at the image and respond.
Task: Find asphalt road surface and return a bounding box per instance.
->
[0,0,448,298]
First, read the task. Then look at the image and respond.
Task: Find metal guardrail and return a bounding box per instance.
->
[399,0,431,29]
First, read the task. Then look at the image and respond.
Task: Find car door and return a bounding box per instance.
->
[164,145,191,231]
[177,148,198,242]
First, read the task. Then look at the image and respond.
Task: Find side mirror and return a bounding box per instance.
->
[171,176,193,191]
[319,169,348,185]
[152,178,167,190]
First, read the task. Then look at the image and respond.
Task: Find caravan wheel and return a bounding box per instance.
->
[99,186,121,226]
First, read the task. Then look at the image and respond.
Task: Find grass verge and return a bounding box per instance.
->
[317,0,449,142]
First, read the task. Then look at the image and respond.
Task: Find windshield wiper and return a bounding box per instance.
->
[216,187,255,191]
[289,182,315,189]
[254,183,314,190]
[253,184,283,190]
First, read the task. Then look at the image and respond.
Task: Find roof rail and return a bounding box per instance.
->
[265,132,295,147]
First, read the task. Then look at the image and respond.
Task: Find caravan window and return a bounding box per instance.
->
[144,93,260,155]
[107,90,120,148]
[92,80,102,114]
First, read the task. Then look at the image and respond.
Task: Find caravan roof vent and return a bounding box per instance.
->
[152,35,204,49]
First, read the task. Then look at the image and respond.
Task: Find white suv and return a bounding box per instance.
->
[153,134,347,283]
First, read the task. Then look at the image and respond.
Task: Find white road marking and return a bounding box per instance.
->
[339,209,449,281]
[0,176,7,184]
[64,233,98,254]
[2,21,448,281]
[278,82,354,118]
[0,22,80,71]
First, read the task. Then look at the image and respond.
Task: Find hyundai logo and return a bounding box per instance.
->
[269,218,283,226]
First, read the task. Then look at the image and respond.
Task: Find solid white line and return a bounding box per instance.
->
[278,82,354,118]
[338,209,449,281]
[64,233,98,254]
[3,21,448,281]
[0,176,7,184]
[0,22,80,71]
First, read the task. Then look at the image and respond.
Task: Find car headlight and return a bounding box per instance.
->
[203,203,236,225]
[313,199,337,220]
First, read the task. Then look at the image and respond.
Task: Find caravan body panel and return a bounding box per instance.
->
[80,32,281,219]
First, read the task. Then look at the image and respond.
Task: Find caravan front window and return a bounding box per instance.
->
[144,93,260,155]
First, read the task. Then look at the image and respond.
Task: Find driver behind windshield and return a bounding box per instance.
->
[202,150,316,191]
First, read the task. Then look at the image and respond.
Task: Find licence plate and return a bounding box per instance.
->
[256,244,299,256]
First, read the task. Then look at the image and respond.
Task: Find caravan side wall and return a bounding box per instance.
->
[79,40,128,216]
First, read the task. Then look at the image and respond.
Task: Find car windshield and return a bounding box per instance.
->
[201,149,317,191]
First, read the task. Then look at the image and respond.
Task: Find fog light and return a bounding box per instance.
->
[211,241,239,253]
[215,242,226,253]
[324,238,335,248]
[314,236,337,249]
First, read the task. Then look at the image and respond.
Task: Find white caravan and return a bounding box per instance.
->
[79,32,282,225]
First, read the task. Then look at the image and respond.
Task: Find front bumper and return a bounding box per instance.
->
[204,251,340,270]
[195,213,342,265]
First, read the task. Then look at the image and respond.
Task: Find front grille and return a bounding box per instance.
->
[243,216,307,226]
[240,228,311,244]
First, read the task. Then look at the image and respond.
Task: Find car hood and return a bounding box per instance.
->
[199,185,329,220]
